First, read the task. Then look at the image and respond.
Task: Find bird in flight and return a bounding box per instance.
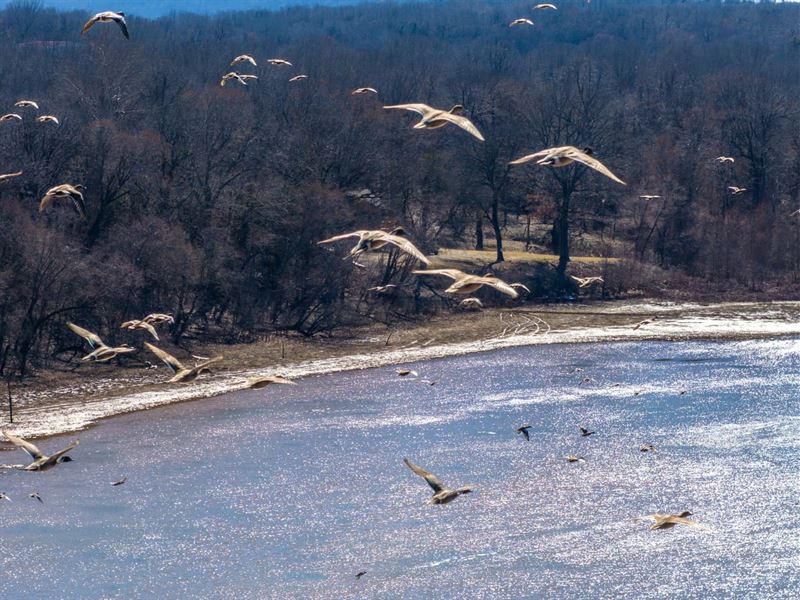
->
[29,491,43,503]
[0,113,22,122]
[639,511,710,531]
[111,477,127,486]
[510,146,626,185]
[14,100,39,109]
[67,322,134,362]
[40,184,87,220]
[220,72,258,87]
[247,376,296,389]
[715,156,735,163]
[289,74,308,82]
[413,269,519,298]
[352,87,378,95]
[120,319,160,340]
[82,11,129,39]
[0,171,22,183]
[639,195,661,200]
[571,275,604,288]
[516,424,532,441]
[36,115,59,125]
[266,58,293,66]
[579,426,595,437]
[397,369,418,377]
[2,431,79,471]
[565,455,586,463]
[403,458,473,504]
[534,3,558,9]
[318,228,430,265]
[230,55,257,67]
[509,18,535,27]
[639,443,657,452]
[632,317,656,330]
[458,297,484,311]
[0,492,10,502]
[355,571,367,580]
[145,343,223,383]
[143,313,174,325]
[728,186,747,195]
[384,103,485,141]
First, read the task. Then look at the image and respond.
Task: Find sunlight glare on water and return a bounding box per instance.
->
[1,338,799,598]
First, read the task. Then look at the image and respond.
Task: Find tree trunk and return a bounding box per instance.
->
[491,193,504,263]
[555,187,572,285]
[475,214,484,250]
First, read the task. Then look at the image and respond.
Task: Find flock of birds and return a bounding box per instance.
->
[0,5,721,575]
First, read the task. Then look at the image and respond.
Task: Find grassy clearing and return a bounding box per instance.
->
[433,247,620,269]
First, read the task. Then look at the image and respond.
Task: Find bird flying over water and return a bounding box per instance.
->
[40,184,87,220]
[384,103,485,141]
[579,426,595,437]
[231,55,257,67]
[0,492,10,502]
[510,18,535,27]
[318,228,430,265]
[145,342,222,383]
[403,458,473,504]
[247,375,296,389]
[565,455,586,463]
[639,443,657,452]
[640,511,709,531]
[0,171,22,183]
[510,146,625,185]
[82,11,129,39]
[516,424,532,441]
[632,317,656,330]
[111,477,127,486]
[355,571,367,580]
[413,269,519,298]
[14,100,38,109]
[2,431,79,471]
[397,369,418,377]
[29,491,43,503]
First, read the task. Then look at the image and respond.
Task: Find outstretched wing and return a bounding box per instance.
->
[403,458,445,493]
[0,171,22,182]
[383,103,433,117]
[509,147,561,165]
[565,148,626,185]
[317,231,365,245]
[69,190,88,220]
[81,15,99,35]
[482,277,518,298]
[381,234,430,265]
[412,269,466,282]
[247,375,296,389]
[114,15,130,39]
[67,322,105,349]
[2,431,44,460]
[144,342,186,374]
[49,439,79,463]
[436,112,485,142]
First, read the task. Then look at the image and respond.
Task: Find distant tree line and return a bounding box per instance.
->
[1,0,799,375]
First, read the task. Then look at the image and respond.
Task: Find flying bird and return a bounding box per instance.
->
[640,511,709,531]
[579,426,595,437]
[458,297,484,311]
[2,431,79,471]
[565,455,586,463]
[40,184,87,220]
[144,342,223,383]
[383,103,484,141]
[0,114,22,122]
[639,195,661,200]
[516,424,532,441]
[396,369,418,377]
[266,58,292,66]
[318,228,430,265]
[413,269,519,298]
[120,319,160,340]
[29,491,43,503]
[67,322,134,362]
[571,275,604,288]
[247,375,296,389]
[715,156,735,163]
[352,87,378,95]
[143,313,174,325]
[728,186,747,195]
[534,3,558,8]
[368,284,398,294]
[0,171,22,183]
[355,571,367,580]
[639,443,657,452]
[220,72,258,87]
[14,100,38,109]
[510,146,626,185]
[111,477,127,486]
[632,317,656,330]
[509,18,535,27]
[0,492,10,502]
[36,115,59,125]
[81,11,129,39]
[230,55,257,67]
[289,75,308,82]
[403,458,473,504]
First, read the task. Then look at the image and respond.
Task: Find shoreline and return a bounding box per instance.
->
[4,299,800,440]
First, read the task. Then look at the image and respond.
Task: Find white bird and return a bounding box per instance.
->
[639,194,661,200]
[0,171,22,183]
[36,115,59,125]
[510,18,535,27]
[715,156,735,163]
[220,72,258,87]
[2,431,79,471]
[289,75,308,82]
[571,275,604,288]
[81,11,129,39]
[352,87,378,95]
[40,184,87,220]
[318,228,430,265]
[510,146,626,185]
[266,58,292,66]
[728,186,747,195]
[230,55,257,67]
[383,103,484,141]
[534,3,558,9]
[0,114,22,123]
[144,343,222,384]
[639,511,710,531]
[14,100,39,109]
[413,269,519,298]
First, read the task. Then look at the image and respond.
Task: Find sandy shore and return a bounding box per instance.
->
[4,299,800,439]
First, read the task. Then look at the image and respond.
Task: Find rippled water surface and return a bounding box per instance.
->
[2,338,800,599]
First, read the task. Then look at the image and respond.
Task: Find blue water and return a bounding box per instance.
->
[2,338,800,599]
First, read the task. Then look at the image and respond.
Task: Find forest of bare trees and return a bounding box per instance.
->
[1,0,800,376]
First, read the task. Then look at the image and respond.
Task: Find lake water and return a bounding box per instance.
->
[2,338,800,599]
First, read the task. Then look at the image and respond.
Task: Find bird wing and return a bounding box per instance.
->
[69,190,88,220]
[380,234,430,265]
[435,112,485,141]
[564,148,626,185]
[666,516,710,530]
[140,321,159,340]
[509,148,558,165]
[412,269,466,281]
[403,458,445,493]
[67,322,105,349]
[248,375,296,389]
[0,171,22,182]
[481,277,518,298]
[317,231,366,245]
[49,439,79,463]
[39,190,55,213]
[144,342,185,374]
[383,103,433,117]
[195,355,223,370]
[81,15,99,34]
[2,431,44,460]
[114,15,130,39]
